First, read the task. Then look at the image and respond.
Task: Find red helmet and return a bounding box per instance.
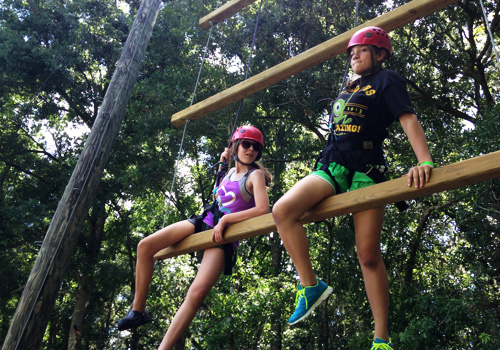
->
[347,26,392,58]
[230,125,264,147]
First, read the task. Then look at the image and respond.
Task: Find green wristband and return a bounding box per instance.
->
[418,161,435,167]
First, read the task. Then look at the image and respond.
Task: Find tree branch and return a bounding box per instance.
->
[404,78,476,124]
[0,159,56,187]
[404,200,457,287]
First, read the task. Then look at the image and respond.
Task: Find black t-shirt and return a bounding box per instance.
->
[319,69,416,170]
[330,69,416,145]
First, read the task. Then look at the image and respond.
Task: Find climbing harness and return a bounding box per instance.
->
[161,15,219,227]
[218,0,265,179]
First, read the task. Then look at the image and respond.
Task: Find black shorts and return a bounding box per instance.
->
[188,215,237,276]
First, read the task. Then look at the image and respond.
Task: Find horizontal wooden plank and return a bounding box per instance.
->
[155,150,500,260]
[172,0,459,127]
[199,0,259,30]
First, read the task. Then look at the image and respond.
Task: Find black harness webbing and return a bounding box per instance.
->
[316,137,409,212]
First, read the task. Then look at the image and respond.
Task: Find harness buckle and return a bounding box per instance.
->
[363,141,373,149]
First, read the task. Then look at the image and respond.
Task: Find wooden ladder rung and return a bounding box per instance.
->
[199,0,259,30]
[172,0,459,127]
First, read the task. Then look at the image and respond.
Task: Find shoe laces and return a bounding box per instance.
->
[371,342,393,350]
[294,288,308,309]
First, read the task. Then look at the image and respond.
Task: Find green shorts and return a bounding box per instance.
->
[310,162,377,194]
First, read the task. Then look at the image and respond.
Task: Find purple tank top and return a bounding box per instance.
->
[203,168,256,249]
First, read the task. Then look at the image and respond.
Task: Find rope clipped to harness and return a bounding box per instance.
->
[195,1,266,229]
[161,16,218,228]
[327,0,360,137]
[219,0,265,179]
[321,0,408,212]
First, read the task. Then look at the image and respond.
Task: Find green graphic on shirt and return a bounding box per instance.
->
[332,98,352,125]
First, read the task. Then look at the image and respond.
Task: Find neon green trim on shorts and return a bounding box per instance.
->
[311,162,377,194]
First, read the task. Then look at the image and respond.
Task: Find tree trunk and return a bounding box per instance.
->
[1,1,162,349]
[67,286,90,350]
[270,232,283,350]
[67,197,106,350]
[404,202,454,287]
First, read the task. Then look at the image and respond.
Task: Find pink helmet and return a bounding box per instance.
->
[230,125,264,147]
[347,26,392,58]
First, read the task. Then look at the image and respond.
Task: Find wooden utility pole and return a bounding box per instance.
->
[2,0,161,348]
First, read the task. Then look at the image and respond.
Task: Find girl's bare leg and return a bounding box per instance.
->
[272,175,335,286]
[158,248,225,350]
[353,207,390,342]
[132,220,196,312]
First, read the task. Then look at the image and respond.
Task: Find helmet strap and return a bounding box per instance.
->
[234,155,255,166]
[233,140,260,166]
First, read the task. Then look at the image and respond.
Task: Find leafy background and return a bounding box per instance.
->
[0,0,499,349]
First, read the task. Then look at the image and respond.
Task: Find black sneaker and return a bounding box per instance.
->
[117,310,152,330]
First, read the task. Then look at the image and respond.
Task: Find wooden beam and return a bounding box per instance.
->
[172,0,459,127]
[199,0,259,30]
[155,150,500,260]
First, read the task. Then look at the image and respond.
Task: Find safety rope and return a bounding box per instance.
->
[479,0,500,71]
[229,0,265,136]
[339,0,360,94]
[161,14,218,227]
[328,0,360,133]
[217,0,265,185]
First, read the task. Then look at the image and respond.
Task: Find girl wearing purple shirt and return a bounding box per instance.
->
[118,126,271,349]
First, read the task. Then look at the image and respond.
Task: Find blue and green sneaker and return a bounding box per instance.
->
[370,337,393,350]
[288,279,333,325]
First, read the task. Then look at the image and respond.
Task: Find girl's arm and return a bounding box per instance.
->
[213,148,231,200]
[211,169,270,242]
[399,112,434,188]
[219,148,230,166]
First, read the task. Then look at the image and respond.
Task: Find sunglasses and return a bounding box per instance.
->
[240,140,262,152]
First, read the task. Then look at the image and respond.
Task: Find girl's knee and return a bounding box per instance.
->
[272,199,293,224]
[357,248,382,269]
[137,238,155,258]
[187,282,212,304]
[271,202,284,222]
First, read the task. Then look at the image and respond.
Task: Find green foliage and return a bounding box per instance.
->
[1,0,499,349]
